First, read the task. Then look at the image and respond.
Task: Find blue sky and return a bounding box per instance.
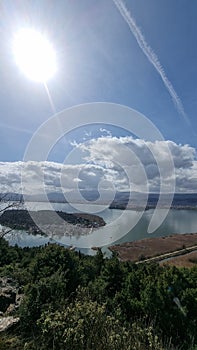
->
[0,0,196,194]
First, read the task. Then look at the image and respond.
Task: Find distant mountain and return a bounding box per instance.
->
[0,192,67,203]
[24,192,67,203]
[0,191,197,209]
[110,192,197,209]
[0,192,23,202]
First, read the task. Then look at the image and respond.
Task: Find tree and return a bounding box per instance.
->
[0,193,24,238]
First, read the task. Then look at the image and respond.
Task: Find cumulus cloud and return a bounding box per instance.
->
[0,137,196,195]
[74,136,197,193]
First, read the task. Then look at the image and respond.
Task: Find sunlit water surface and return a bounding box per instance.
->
[2,202,197,255]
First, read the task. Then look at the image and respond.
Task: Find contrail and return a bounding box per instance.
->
[0,122,33,135]
[113,0,190,124]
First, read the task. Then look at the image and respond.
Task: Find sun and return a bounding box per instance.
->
[13,28,57,82]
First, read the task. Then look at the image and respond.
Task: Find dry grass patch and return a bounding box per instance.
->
[110,233,197,262]
[160,251,197,268]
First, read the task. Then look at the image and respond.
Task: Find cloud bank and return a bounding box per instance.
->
[0,137,196,195]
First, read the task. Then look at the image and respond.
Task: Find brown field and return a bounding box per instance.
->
[160,251,197,268]
[110,233,197,262]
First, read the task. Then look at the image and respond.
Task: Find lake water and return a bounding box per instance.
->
[3,202,197,252]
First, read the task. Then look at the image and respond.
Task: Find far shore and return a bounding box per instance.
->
[109,204,197,210]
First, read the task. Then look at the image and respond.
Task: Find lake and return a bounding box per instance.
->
[3,202,197,253]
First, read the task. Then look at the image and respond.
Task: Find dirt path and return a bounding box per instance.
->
[160,250,197,267]
[136,245,197,264]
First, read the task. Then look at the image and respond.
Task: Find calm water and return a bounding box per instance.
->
[3,202,197,251]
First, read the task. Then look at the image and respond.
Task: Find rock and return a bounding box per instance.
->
[0,277,15,288]
[0,278,23,333]
[0,293,16,313]
[5,304,16,314]
[0,316,20,332]
[0,277,23,314]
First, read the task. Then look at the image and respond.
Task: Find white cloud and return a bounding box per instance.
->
[99,128,112,137]
[77,136,197,192]
[0,137,196,194]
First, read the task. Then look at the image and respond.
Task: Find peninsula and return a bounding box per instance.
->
[0,209,105,235]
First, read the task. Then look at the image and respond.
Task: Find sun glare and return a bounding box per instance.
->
[13,28,57,82]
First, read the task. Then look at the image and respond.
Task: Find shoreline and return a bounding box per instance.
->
[109,204,197,210]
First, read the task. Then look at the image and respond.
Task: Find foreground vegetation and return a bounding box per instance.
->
[0,237,196,349]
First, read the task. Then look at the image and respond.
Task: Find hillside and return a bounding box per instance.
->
[0,237,196,349]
